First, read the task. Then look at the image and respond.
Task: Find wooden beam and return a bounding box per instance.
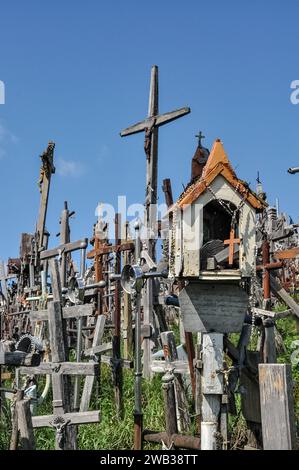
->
[270,275,299,319]
[80,315,106,412]
[274,246,299,259]
[32,411,100,428]
[259,364,297,450]
[40,239,88,260]
[120,107,190,137]
[30,304,93,321]
[19,362,99,376]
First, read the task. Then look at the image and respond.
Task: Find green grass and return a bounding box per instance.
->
[0,365,166,450]
[1,302,299,450]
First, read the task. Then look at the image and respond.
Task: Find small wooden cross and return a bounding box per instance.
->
[224,229,241,266]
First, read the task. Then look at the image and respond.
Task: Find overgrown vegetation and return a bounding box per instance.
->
[1,308,298,450]
[0,365,166,450]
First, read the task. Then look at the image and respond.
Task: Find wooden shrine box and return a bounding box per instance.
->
[168,139,266,333]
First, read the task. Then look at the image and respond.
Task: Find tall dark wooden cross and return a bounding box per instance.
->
[120,65,190,378]
[36,142,55,251]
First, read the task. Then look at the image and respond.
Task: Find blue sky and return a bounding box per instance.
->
[0,0,299,260]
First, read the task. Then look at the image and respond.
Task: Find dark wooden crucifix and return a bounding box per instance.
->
[120,65,190,378]
[36,142,56,251]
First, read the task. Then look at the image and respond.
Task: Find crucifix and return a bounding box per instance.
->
[256,238,283,363]
[36,142,55,252]
[120,65,190,378]
[87,214,134,316]
[19,259,100,450]
[195,130,205,147]
[224,228,241,265]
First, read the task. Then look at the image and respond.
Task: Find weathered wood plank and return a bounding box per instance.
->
[80,315,106,412]
[201,333,223,450]
[151,360,189,374]
[32,411,100,428]
[84,342,112,356]
[270,275,299,319]
[19,362,99,376]
[40,239,88,260]
[30,304,93,321]
[120,107,190,137]
[259,364,297,450]
[252,307,292,319]
[179,282,248,333]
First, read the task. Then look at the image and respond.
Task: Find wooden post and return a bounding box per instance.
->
[48,259,76,450]
[113,213,123,416]
[201,333,223,450]
[16,398,36,450]
[123,221,133,358]
[142,66,159,379]
[162,370,177,448]
[194,335,202,435]
[59,201,71,289]
[259,364,297,450]
[80,315,106,412]
[10,390,24,450]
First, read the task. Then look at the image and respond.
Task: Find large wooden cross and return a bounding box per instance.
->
[120,65,190,379]
[19,259,100,450]
[224,229,241,265]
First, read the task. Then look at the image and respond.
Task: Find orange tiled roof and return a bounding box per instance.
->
[177,139,265,210]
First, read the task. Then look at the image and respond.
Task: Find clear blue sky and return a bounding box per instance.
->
[0,0,299,260]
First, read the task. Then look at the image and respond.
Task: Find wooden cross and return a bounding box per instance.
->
[87,216,134,315]
[87,214,134,414]
[224,228,241,265]
[36,142,55,251]
[19,259,100,450]
[40,239,88,262]
[256,239,283,363]
[120,65,190,379]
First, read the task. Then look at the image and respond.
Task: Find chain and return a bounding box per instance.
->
[205,184,235,217]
